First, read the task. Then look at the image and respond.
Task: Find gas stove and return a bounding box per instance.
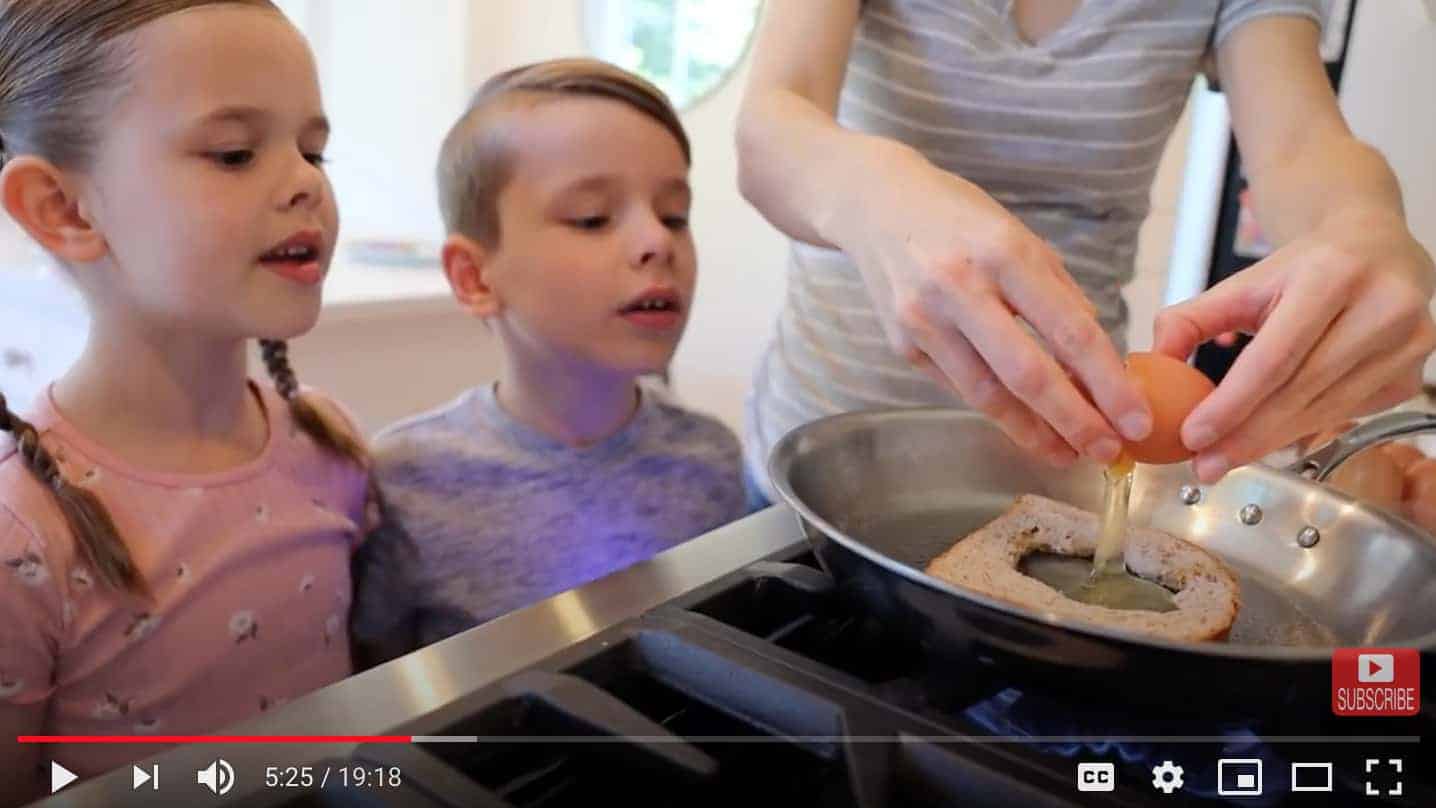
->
[251,555,1430,806]
[31,506,1431,807]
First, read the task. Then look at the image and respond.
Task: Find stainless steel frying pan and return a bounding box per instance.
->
[768,408,1436,715]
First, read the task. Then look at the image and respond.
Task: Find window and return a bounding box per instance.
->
[584,0,762,111]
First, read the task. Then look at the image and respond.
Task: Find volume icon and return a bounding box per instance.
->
[197,759,235,796]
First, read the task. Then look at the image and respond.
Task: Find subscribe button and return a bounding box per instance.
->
[1332,649,1420,716]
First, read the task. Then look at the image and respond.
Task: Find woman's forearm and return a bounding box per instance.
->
[735,86,919,252]
[1248,129,1406,244]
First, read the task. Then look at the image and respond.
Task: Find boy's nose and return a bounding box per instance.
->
[637,246,671,267]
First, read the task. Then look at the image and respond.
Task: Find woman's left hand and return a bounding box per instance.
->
[1152,206,1436,483]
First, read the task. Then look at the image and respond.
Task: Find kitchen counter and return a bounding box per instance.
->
[30,504,805,807]
[315,253,452,324]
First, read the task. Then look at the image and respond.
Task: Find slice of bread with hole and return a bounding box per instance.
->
[924,494,1240,642]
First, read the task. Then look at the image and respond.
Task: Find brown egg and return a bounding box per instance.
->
[1381,442,1426,474]
[1404,457,1436,503]
[1121,352,1215,465]
[1327,448,1404,510]
[1402,457,1436,534]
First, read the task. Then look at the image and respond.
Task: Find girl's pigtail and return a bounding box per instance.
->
[0,392,148,597]
[258,340,386,528]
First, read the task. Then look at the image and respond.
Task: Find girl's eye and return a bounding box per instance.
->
[304,153,328,167]
[662,215,689,230]
[212,150,254,167]
[570,216,608,231]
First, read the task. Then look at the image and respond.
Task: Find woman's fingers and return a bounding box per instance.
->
[909,336,1077,466]
[884,283,1076,466]
[1190,326,1434,482]
[1163,261,1350,454]
[992,248,1152,445]
[1151,271,1275,362]
[929,288,1126,465]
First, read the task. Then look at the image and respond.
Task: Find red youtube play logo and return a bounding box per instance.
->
[1332,648,1420,716]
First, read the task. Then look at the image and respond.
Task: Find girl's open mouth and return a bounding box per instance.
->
[259,231,325,286]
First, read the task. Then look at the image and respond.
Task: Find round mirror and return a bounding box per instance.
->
[583,0,762,111]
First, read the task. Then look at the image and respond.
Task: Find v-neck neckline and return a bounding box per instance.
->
[1000,0,1088,50]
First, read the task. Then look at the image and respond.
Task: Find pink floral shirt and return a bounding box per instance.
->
[0,382,368,779]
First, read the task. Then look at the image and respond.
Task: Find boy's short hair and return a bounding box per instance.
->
[436,58,691,246]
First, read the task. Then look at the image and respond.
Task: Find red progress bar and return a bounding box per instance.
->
[18,736,413,744]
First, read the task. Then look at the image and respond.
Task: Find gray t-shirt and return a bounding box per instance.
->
[350,380,745,651]
[744,0,1324,500]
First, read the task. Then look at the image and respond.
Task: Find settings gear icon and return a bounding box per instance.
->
[1152,760,1185,794]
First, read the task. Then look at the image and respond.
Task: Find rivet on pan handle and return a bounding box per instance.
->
[1286,410,1436,482]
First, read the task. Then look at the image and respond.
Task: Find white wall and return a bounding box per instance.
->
[307,0,473,245]
[1340,0,1436,257]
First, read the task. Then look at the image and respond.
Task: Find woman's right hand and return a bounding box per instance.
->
[834,143,1153,466]
[736,0,1150,467]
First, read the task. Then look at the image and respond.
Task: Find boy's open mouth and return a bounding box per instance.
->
[619,288,684,331]
[621,298,679,313]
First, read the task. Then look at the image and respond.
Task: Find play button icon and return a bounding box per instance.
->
[1360,653,1395,683]
[50,762,78,794]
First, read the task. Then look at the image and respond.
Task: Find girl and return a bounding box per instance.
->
[0,2,375,802]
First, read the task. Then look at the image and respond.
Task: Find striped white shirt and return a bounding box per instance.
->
[745,0,1323,498]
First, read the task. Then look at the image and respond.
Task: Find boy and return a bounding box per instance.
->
[351,59,746,663]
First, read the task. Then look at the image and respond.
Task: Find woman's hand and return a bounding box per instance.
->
[1153,207,1436,483]
[836,144,1153,466]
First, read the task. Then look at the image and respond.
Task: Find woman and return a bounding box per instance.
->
[737,0,1435,505]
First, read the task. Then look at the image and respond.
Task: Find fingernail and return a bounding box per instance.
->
[1186,423,1218,452]
[1195,453,1230,483]
[1119,411,1152,441]
[1087,438,1122,465]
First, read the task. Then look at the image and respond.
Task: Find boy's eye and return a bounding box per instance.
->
[662,215,689,230]
[569,216,609,231]
[211,150,254,167]
[304,153,328,167]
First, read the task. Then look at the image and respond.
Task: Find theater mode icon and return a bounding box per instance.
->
[1291,762,1333,793]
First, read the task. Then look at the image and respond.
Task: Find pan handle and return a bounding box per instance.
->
[1287,410,1436,482]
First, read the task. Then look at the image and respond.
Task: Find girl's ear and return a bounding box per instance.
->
[442,233,502,318]
[0,156,107,262]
